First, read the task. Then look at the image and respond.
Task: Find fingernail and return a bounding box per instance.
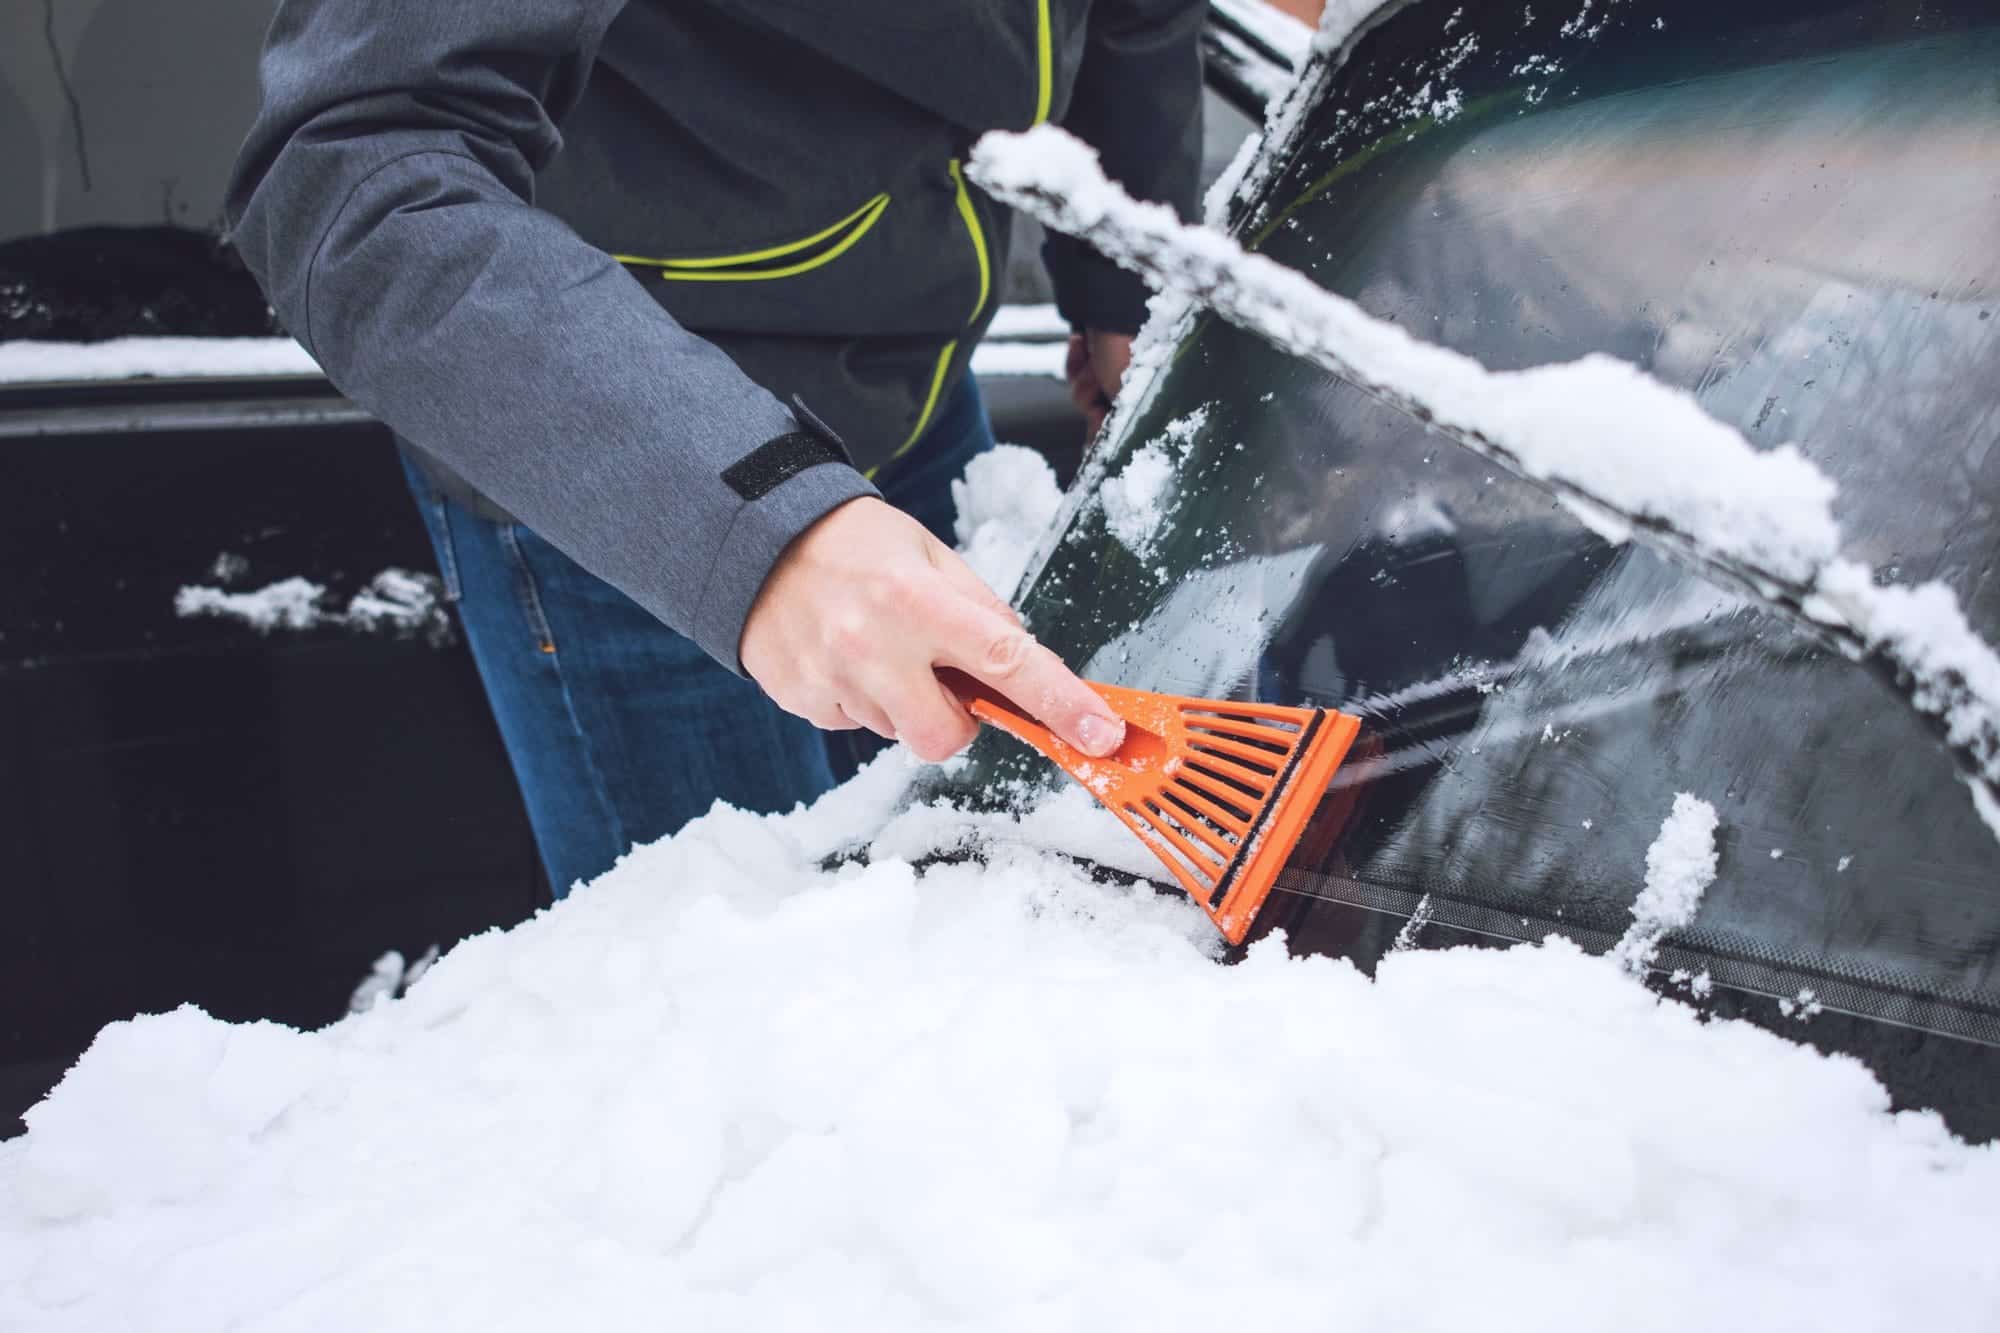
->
[1077,712,1124,757]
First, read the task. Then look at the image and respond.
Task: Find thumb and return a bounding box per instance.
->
[932,598,1125,758]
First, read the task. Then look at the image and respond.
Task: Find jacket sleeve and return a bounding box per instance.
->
[225,0,876,672]
[1043,0,1206,335]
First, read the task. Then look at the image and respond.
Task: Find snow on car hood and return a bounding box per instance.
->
[5,753,1999,1331]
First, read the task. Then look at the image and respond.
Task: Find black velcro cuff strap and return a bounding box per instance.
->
[722,431,850,502]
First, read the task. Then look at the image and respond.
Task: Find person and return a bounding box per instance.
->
[227,0,1203,895]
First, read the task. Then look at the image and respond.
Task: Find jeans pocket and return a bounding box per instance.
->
[496,523,559,654]
[426,498,465,603]
[398,447,466,603]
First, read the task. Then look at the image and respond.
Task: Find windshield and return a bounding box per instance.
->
[937,0,2000,1073]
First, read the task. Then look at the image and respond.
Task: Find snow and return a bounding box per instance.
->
[1611,793,1720,974]
[982,303,1067,340]
[1098,442,1176,560]
[0,316,1068,386]
[950,445,1066,599]
[966,340,1066,380]
[175,568,452,643]
[209,551,251,583]
[8,764,2000,1331]
[348,948,440,1016]
[9,445,2000,1325]
[967,124,2000,833]
[1094,407,1208,565]
[341,568,452,639]
[173,576,326,633]
[346,951,407,1015]
[1809,560,2000,784]
[969,307,1070,381]
[970,126,1843,587]
[0,336,320,384]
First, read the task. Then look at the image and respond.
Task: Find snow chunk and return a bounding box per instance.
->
[348,951,408,1014]
[1096,407,1208,565]
[1612,793,1720,973]
[347,947,439,1015]
[208,551,250,584]
[173,576,325,633]
[175,569,452,643]
[951,445,1064,598]
[1812,560,2000,782]
[1099,442,1176,560]
[341,568,452,640]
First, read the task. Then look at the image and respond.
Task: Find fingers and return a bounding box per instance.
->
[1069,376,1106,423]
[739,493,1119,768]
[1063,332,1090,385]
[840,699,897,741]
[800,698,861,731]
[931,596,1124,758]
[874,670,978,763]
[1073,330,1130,443]
[1087,330,1134,398]
[1065,332,1105,423]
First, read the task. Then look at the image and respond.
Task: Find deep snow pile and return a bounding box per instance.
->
[5,763,2000,1332]
[950,445,1066,598]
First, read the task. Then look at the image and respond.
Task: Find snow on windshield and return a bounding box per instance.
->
[967,123,2000,836]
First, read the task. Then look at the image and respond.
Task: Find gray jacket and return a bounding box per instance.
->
[226,0,1202,670]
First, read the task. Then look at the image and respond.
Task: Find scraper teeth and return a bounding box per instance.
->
[951,673,1362,944]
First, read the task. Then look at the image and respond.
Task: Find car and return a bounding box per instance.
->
[925,0,2000,1141]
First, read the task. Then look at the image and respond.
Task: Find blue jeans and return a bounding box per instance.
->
[401,377,996,898]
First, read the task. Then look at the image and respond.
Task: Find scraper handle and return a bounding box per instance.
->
[937,668,1053,751]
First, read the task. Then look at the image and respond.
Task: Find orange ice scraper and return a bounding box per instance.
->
[948,674,1362,945]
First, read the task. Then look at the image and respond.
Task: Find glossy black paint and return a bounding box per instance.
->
[0,388,545,1133]
[939,0,2000,1137]
[0,226,277,340]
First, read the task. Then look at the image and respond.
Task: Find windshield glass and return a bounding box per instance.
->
[937,0,2000,1076]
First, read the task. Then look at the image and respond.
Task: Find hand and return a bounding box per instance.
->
[1064,329,1133,440]
[740,496,1126,763]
